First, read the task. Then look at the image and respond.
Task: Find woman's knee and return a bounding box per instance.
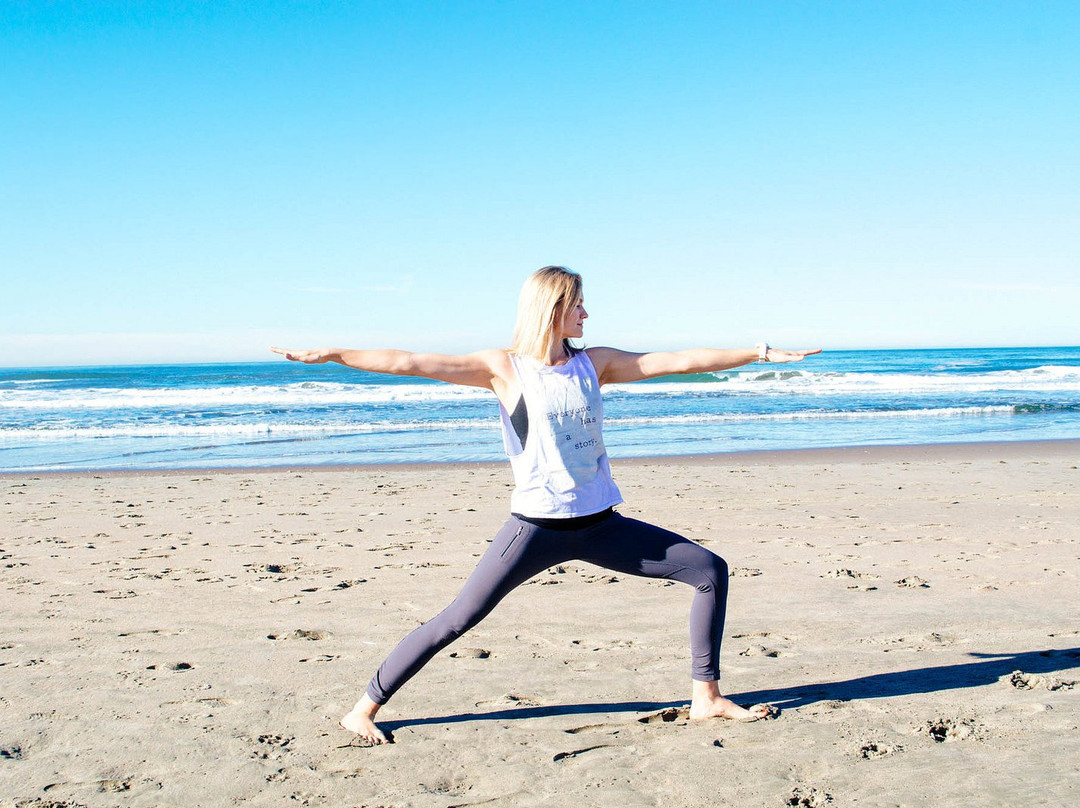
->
[438,599,491,639]
[710,551,729,581]
[693,549,728,592]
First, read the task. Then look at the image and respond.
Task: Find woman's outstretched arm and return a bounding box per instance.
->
[587,345,821,385]
[270,346,511,391]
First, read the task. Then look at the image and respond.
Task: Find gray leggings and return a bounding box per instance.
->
[366,511,729,705]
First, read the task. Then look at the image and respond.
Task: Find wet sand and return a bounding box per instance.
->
[2,441,1078,806]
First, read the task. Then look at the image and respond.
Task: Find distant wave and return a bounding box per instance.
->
[0,382,492,410]
[617,365,1080,396]
[0,418,499,441]
[1013,402,1080,414]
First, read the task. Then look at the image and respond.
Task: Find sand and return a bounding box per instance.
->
[1,441,1078,807]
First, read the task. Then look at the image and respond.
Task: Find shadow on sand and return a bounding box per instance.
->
[379,646,1079,735]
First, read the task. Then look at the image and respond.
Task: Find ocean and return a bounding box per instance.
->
[1,347,1078,473]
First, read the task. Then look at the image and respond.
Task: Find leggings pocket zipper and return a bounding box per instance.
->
[500,525,525,557]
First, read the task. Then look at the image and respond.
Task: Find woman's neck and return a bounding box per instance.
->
[543,341,571,366]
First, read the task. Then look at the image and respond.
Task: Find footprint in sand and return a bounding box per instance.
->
[637,707,689,724]
[801,700,850,715]
[919,717,979,743]
[1009,670,1041,690]
[146,662,194,672]
[246,562,301,580]
[476,692,541,708]
[449,647,491,659]
[1009,670,1076,691]
[859,741,902,759]
[787,786,833,807]
[583,574,620,584]
[333,579,367,589]
[823,568,878,581]
[252,734,294,760]
[739,644,782,658]
[896,576,930,588]
[267,629,329,641]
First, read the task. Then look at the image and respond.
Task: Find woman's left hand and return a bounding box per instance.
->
[764,348,822,363]
[270,346,332,364]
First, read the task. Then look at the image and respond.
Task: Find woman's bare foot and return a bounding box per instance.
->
[339,694,390,745]
[689,679,776,722]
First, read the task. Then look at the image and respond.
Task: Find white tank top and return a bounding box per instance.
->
[499,350,623,518]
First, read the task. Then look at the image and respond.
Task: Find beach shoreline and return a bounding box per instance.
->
[3,436,1078,480]
[2,439,1078,805]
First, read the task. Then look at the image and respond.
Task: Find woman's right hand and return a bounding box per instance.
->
[270,346,332,364]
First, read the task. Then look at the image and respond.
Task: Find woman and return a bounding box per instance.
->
[272,266,819,745]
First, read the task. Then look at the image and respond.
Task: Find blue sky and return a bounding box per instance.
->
[2,1,1078,367]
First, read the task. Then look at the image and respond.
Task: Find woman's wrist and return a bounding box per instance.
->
[755,342,771,363]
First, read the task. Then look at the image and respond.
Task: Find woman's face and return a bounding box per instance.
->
[558,299,588,339]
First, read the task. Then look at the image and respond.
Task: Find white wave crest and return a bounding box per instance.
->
[0,381,492,410]
[0,418,499,441]
[611,365,1080,396]
[607,405,1018,426]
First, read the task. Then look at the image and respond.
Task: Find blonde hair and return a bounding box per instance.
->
[511,266,583,361]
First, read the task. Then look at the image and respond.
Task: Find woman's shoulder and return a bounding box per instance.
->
[475,349,515,370]
[582,345,622,368]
